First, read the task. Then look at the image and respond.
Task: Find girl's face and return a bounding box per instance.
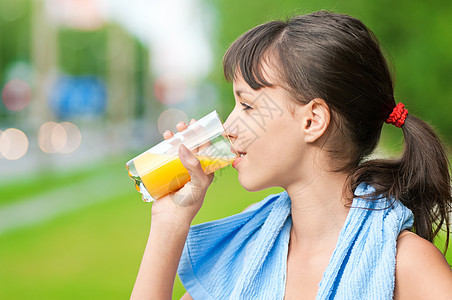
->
[224,72,317,192]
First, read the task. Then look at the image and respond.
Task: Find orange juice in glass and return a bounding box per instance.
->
[126,111,238,202]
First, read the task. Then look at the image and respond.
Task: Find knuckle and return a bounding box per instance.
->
[200,179,210,189]
[187,156,202,168]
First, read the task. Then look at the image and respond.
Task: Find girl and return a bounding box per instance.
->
[131,11,452,299]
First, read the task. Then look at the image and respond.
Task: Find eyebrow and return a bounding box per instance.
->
[234,89,254,98]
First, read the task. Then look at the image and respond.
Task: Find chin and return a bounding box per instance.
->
[238,173,270,192]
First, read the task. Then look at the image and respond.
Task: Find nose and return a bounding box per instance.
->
[223,114,238,141]
[226,130,237,141]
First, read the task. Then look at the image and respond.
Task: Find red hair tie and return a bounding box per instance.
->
[385,103,408,128]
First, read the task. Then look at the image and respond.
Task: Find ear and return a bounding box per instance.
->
[302,98,330,143]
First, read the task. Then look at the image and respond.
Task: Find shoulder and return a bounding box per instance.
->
[394,230,452,299]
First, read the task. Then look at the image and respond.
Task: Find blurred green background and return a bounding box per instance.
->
[0,0,451,299]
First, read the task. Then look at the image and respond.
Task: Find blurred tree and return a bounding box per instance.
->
[0,0,31,82]
[0,0,32,121]
[0,0,151,125]
[134,40,148,120]
[106,23,135,124]
[58,27,108,78]
[31,0,57,122]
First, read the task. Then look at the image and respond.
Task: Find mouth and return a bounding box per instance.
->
[236,150,247,158]
[232,150,247,168]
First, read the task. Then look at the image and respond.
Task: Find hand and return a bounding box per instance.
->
[151,119,215,225]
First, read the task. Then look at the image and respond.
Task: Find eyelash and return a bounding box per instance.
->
[240,102,253,111]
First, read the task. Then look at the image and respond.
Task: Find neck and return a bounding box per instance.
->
[285,171,352,252]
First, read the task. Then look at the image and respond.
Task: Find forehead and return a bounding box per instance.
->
[232,76,253,95]
[233,61,281,94]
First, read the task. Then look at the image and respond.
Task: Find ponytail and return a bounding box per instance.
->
[351,114,452,252]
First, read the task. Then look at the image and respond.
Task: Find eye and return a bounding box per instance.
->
[240,102,253,111]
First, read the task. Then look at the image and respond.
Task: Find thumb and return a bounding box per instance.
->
[178,144,209,188]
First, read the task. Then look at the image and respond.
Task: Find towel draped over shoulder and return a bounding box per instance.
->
[177,183,414,299]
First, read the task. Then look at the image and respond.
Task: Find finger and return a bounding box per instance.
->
[206,172,215,184]
[176,121,188,132]
[198,140,212,153]
[189,118,196,125]
[163,130,173,139]
[178,144,209,188]
[172,182,206,207]
[171,159,215,207]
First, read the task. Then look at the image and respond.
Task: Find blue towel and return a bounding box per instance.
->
[177,183,414,299]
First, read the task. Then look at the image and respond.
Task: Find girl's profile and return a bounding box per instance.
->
[131,10,452,299]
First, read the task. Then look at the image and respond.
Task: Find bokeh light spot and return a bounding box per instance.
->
[158,109,189,134]
[0,128,29,160]
[59,122,82,154]
[153,76,187,105]
[38,122,82,154]
[39,122,61,154]
[1,79,32,111]
[51,123,67,152]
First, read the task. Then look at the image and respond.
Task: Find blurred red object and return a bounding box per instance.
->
[1,79,32,111]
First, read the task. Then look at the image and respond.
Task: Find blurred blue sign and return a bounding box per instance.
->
[50,75,107,119]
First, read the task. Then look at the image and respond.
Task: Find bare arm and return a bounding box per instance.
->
[394,230,452,299]
[131,219,191,299]
[130,120,214,299]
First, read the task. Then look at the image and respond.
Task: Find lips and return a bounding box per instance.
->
[233,150,247,168]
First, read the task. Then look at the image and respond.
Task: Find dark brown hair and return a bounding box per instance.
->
[223,11,451,251]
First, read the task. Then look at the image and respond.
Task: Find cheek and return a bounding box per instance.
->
[257,125,300,166]
[238,132,299,190]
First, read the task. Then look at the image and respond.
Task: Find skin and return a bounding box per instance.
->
[130,65,452,299]
[394,230,452,300]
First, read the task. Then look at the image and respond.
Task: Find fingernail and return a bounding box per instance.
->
[179,144,190,159]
